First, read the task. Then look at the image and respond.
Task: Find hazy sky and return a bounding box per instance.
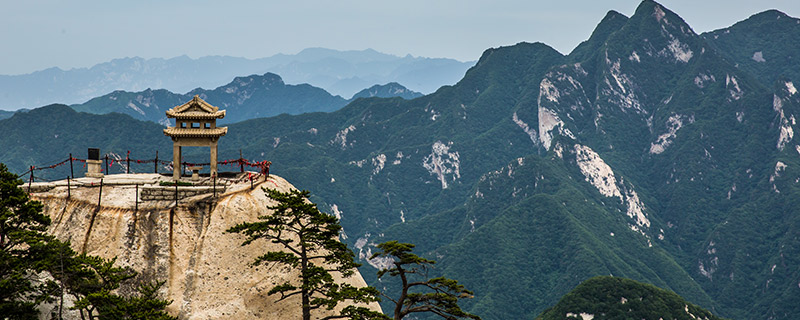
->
[1,0,798,75]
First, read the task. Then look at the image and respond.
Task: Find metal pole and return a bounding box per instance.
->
[97,179,103,208]
[174,181,178,207]
[69,153,74,179]
[239,149,244,173]
[105,155,109,175]
[28,166,33,193]
[155,150,159,174]
[67,176,71,199]
[135,184,138,212]
[126,151,130,174]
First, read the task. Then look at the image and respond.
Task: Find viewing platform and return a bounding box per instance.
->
[23,171,271,206]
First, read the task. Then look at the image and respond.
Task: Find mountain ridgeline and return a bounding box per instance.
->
[0,48,471,109]
[71,73,422,125]
[1,1,800,319]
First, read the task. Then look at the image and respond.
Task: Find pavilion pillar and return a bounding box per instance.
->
[163,96,227,181]
[173,144,182,181]
[210,141,218,177]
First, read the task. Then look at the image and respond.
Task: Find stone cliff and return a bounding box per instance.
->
[28,173,380,319]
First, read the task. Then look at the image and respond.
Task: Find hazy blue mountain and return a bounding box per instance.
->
[350,82,423,100]
[0,48,473,110]
[2,1,800,319]
[0,110,14,120]
[70,73,421,125]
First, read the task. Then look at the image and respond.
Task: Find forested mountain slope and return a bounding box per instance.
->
[1,1,799,319]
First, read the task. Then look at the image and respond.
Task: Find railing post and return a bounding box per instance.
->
[67,176,71,199]
[155,150,159,174]
[28,166,33,193]
[69,153,74,179]
[105,155,109,175]
[126,151,130,174]
[135,184,138,212]
[239,150,244,173]
[97,178,103,208]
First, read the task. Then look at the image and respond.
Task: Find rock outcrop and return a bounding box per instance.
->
[30,173,380,319]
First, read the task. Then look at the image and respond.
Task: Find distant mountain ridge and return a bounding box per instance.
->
[2,1,800,320]
[0,48,472,109]
[70,73,422,125]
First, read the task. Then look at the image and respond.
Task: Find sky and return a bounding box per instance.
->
[1,0,799,75]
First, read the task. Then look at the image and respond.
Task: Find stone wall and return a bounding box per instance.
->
[140,186,226,201]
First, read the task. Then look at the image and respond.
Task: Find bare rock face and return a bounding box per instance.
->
[31,173,380,319]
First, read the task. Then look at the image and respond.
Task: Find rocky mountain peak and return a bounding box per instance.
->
[28,173,381,319]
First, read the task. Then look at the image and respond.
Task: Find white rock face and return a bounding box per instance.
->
[372,153,387,175]
[752,51,766,62]
[601,54,644,113]
[422,141,461,189]
[332,125,357,149]
[538,107,565,150]
[32,174,380,319]
[392,151,403,165]
[787,81,798,95]
[726,74,744,100]
[575,145,622,199]
[771,161,787,183]
[566,312,595,320]
[629,51,641,63]
[540,78,561,103]
[512,112,538,145]
[774,93,795,150]
[694,73,715,89]
[650,114,692,154]
[127,102,146,115]
[666,39,693,63]
[574,145,650,229]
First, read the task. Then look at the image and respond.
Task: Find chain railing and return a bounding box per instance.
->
[17,151,271,183]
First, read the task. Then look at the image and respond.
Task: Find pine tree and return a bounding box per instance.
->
[0,162,175,319]
[227,188,386,320]
[47,248,177,320]
[0,163,53,318]
[371,241,481,320]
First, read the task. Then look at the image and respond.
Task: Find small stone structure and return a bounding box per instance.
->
[163,96,227,181]
[140,185,226,201]
[86,148,104,178]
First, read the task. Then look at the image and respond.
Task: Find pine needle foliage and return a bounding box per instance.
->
[371,241,480,320]
[227,188,386,320]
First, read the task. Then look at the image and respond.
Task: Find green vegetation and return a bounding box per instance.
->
[226,188,385,320]
[370,241,480,320]
[0,163,175,319]
[703,10,800,88]
[2,1,800,319]
[0,163,52,317]
[537,276,726,320]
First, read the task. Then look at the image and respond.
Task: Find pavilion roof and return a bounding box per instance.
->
[163,127,228,138]
[165,95,225,119]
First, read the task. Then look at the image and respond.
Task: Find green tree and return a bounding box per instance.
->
[0,163,54,318]
[49,249,177,320]
[227,188,386,320]
[0,162,174,319]
[371,241,480,320]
